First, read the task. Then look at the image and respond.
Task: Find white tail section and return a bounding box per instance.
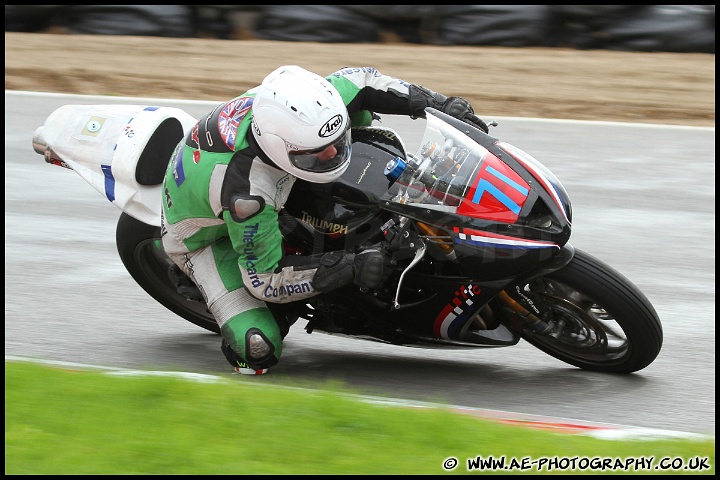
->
[33,104,198,226]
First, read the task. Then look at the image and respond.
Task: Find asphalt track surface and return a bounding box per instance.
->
[5,91,715,439]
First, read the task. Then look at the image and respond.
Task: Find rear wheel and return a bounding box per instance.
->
[115,212,220,334]
[503,249,663,373]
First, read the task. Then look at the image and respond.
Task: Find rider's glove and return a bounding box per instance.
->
[312,246,394,293]
[408,84,489,133]
[440,97,489,133]
[353,247,393,290]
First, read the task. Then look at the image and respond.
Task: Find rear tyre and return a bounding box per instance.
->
[115,212,220,334]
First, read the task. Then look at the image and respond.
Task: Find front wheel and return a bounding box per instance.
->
[502,248,663,373]
[115,212,220,334]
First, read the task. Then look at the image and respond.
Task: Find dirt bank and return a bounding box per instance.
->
[4,32,715,127]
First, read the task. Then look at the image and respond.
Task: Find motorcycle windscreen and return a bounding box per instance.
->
[386,114,532,225]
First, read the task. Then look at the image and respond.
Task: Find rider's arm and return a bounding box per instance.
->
[223,203,321,304]
[220,151,318,304]
[325,66,488,132]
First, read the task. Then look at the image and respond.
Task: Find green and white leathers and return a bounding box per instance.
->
[161,65,449,372]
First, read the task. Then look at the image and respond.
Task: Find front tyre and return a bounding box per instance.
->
[505,249,663,373]
[115,212,220,334]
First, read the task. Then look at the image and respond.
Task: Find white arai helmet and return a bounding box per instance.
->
[251,65,351,183]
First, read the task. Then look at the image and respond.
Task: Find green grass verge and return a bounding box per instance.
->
[5,361,714,475]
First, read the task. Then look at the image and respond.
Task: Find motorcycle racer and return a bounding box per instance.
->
[160,65,488,374]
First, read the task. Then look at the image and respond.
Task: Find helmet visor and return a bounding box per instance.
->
[288,129,351,173]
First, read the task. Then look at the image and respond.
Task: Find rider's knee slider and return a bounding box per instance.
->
[244,328,278,368]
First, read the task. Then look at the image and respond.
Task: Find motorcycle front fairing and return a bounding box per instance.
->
[371,110,576,343]
[382,109,573,281]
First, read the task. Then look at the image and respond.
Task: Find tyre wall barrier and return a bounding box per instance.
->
[5,5,715,54]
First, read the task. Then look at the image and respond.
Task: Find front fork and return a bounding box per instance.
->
[497,290,554,334]
[496,244,575,335]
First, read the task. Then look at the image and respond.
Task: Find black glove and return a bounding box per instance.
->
[440,97,489,134]
[408,84,489,134]
[353,248,393,290]
[312,247,393,293]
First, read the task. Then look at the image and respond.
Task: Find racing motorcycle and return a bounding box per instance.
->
[32,101,663,374]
